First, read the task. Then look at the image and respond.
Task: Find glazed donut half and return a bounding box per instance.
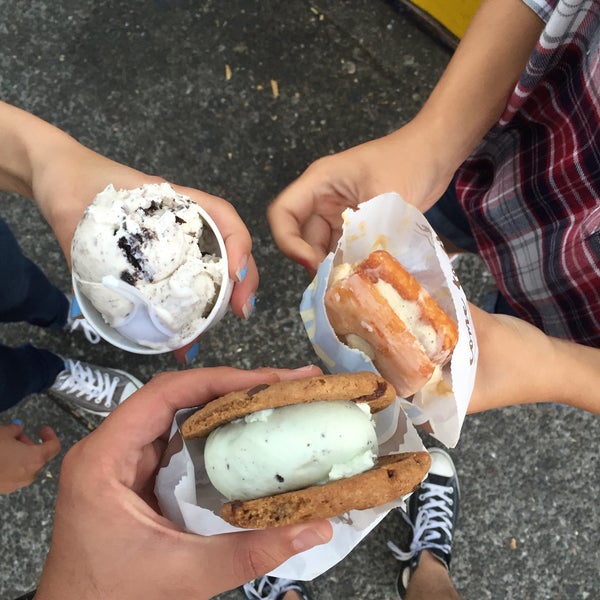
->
[324,250,458,398]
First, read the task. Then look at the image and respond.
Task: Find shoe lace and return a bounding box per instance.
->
[54,360,119,408]
[243,576,304,600]
[66,315,101,344]
[387,482,455,562]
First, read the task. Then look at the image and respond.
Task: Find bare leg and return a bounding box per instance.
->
[405,551,463,600]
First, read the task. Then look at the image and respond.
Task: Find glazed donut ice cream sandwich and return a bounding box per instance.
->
[181,372,431,528]
[324,250,459,398]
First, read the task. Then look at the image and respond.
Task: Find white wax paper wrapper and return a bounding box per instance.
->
[155,400,426,582]
[300,192,478,448]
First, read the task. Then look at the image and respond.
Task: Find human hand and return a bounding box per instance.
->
[31,140,257,321]
[0,102,256,321]
[35,365,332,600]
[0,422,61,494]
[268,120,459,275]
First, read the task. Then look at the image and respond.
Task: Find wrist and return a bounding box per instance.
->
[379,119,461,211]
[549,337,600,413]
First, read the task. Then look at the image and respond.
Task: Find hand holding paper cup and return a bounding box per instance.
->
[71,182,233,354]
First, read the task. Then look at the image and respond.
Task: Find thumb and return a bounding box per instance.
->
[37,426,61,461]
[197,521,332,597]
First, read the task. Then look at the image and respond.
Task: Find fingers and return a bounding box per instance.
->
[3,422,28,441]
[4,422,36,446]
[8,427,62,490]
[3,423,60,458]
[196,520,333,598]
[172,338,202,365]
[229,254,258,320]
[260,364,323,382]
[171,183,259,323]
[16,430,36,445]
[267,183,321,270]
[300,213,337,271]
[21,427,62,476]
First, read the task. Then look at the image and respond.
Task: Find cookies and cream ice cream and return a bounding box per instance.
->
[71,182,226,349]
[204,400,378,501]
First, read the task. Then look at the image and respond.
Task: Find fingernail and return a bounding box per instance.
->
[235,256,249,283]
[293,365,316,373]
[291,526,329,553]
[11,419,23,426]
[185,343,199,365]
[242,295,256,319]
[298,258,315,272]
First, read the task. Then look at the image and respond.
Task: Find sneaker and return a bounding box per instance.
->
[65,295,101,344]
[49,359,143,416]
[387,447,460,599]
[241,576,313,600]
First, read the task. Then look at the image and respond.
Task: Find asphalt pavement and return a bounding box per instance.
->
[0,1,598,599]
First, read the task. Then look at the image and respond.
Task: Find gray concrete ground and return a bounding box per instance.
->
[0,1,598,599]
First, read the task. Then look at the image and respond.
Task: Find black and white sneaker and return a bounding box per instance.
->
[241,576,313,600]
[387,447,460,599]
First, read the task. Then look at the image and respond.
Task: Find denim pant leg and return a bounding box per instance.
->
[0,217,68,328]
[424,182,479,254]
[0,344,65,411]
[0,218,68,410]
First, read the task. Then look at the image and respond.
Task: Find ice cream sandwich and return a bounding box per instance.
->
[181,372,431,528]
[324,250,458,398]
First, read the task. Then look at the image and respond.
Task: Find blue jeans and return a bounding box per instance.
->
[425,183,517,316]
[0,218,66,411]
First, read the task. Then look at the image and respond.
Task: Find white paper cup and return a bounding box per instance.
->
[72,205,234,355]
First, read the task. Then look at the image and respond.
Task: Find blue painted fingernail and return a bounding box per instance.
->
[242,295,256,319]
[11,419,23,426]
[185,343,199,364]
[70,295,82,319]
[236,259,249,283]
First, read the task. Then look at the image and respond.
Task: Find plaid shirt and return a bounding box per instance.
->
[456,0,600,345]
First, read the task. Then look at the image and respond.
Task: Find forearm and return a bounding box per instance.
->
[0,101,77,199]
[468,305,600,414]
[0,101,158,259]
[402,0,545,184]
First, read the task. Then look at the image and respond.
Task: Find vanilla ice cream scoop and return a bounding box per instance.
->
[204,400,378,501]
[71,182,227,350]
